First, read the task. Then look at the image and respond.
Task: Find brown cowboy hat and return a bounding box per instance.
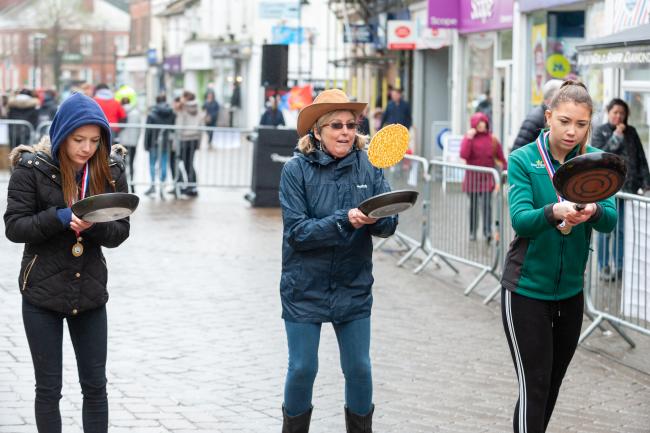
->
[296,89,367,137]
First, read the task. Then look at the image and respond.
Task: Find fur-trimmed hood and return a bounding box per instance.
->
[9,135,127,169]
[8,94,39,110]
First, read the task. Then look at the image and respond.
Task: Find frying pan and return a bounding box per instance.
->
[72,192,140,223]
[358,190,419,218]
[552,152,626,206]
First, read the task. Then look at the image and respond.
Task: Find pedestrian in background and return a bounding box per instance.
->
[144,94,176,197]
[203,90,220,143]
[591,98,650,281]
[174,90,202,197]
[512,79,563,151]
[38,89,59,124]
[118,96,141,190]
[501,80,617,433]
[380,87,411,130]
[93,83,126,141]
[259,95,285,127]
[460,112,507,242]
[8,88,39,149]
[279,89,398,433]
[4,92,131,433]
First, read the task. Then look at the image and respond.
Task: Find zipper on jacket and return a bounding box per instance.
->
[22,255,38,291]
[554,236,565,299]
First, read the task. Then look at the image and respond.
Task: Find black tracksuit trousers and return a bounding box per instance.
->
[501,288,584,433]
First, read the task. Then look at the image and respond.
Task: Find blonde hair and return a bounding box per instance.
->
[297,110,368,154]
[548,80,593,155]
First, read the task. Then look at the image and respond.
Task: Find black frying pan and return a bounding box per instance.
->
[72,192,140,223]
[553,152,626,205]
[358,190,419,218]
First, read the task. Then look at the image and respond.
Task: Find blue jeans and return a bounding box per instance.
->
[598,198,624,271]
[283,317,372,417]
[22,299,108,433]
[148,147,169,183]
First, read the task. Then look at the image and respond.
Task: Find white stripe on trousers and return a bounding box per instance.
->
[505,290,527,433]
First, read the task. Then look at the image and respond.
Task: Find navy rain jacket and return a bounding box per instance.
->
[279,147,398,324]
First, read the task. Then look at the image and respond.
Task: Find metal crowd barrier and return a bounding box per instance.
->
[376,154,432,266]
[580,192,650,346]
[379,157,503,295]
[423,160,502,294]
[12,121,254,193]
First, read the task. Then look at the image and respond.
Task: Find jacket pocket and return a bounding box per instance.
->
[22,255,38,291]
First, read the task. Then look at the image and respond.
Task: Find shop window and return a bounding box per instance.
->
[498,30,512,61]
[464,33,495,129]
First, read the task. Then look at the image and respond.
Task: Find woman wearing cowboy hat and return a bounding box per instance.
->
[278,89,398,433]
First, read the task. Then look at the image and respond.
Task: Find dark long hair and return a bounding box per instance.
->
[606,98,629,125]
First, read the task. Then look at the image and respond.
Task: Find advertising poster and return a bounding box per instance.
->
[531,23,547,106]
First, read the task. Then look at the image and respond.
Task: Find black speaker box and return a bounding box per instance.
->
[261,44,289,88]
[246,127,298,207]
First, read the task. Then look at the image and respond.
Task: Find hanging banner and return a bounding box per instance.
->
[531,23,547,106]
[387,20,417,50]
[288,85,313,111]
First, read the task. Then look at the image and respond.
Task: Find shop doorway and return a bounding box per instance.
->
[493,61,512,152]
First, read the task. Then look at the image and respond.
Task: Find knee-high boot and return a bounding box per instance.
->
[345,404,374,433]
[282,405,312,433]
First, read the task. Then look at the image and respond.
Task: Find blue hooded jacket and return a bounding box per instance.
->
[279,147,398,323]
[49,92,112,164]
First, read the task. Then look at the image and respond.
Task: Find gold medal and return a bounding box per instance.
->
[72,237,84,257]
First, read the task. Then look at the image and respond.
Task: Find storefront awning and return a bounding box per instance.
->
[576,23,650,68]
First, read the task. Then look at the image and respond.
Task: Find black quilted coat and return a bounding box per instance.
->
[4,140,130,315]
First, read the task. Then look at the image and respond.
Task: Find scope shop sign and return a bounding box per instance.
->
[387,21,416,50]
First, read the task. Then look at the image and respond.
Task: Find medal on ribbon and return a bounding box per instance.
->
[70,163,89,256]
[535,132,572,235]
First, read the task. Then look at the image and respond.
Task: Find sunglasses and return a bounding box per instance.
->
[321,122,358,131]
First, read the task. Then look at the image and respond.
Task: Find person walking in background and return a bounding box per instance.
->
[203,90,220,144]
[279,89,398,433]
[380,87,411,130]
[591,98,650,281]
[144,94,176,197]
[512,79,563,151]
[118,97,142,191]
[93,83,126,141]
[8,89,40,149]
[259,95,285,127]
[460,112,507,242]
[174,91,202,197]
[38,89,58,124]
[501,81,617,433]
[4,92,131,433]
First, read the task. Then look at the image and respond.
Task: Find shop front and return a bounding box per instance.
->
[577,23,650,153]
[451,0,514,144]
[514,0,608,134]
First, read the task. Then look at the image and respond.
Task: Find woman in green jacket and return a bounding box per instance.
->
[501,80,617,433]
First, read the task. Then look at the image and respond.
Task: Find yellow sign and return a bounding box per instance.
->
[531,24,547,106]
[546,54,571,79]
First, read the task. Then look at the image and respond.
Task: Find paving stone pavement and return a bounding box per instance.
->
[0,187,649,433]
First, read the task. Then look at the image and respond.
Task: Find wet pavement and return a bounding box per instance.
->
[0,186,649,433]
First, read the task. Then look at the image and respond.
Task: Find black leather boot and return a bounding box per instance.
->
[345,404,374,433]
[282,405,312,433]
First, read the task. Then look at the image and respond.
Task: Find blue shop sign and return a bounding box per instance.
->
[147,48,157,65]
[272,26,304,44]
[344,24,376,44]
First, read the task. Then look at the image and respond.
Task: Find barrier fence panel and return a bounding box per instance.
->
[0,119,38,182]
[484,170,511,304]
[377,154,431,267]
[10,122,255,192]
[421,160,502,294]
[581,192,650,346]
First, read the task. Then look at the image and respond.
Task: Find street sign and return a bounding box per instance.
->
[387,20,416,50]
[259,1,299,20]
[272,26,304,45]
[343,24,375,44]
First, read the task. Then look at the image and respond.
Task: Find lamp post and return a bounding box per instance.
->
[32,33,46,89]
[297,0,309,85]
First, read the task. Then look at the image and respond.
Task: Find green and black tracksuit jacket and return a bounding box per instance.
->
[501,133,618,301]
